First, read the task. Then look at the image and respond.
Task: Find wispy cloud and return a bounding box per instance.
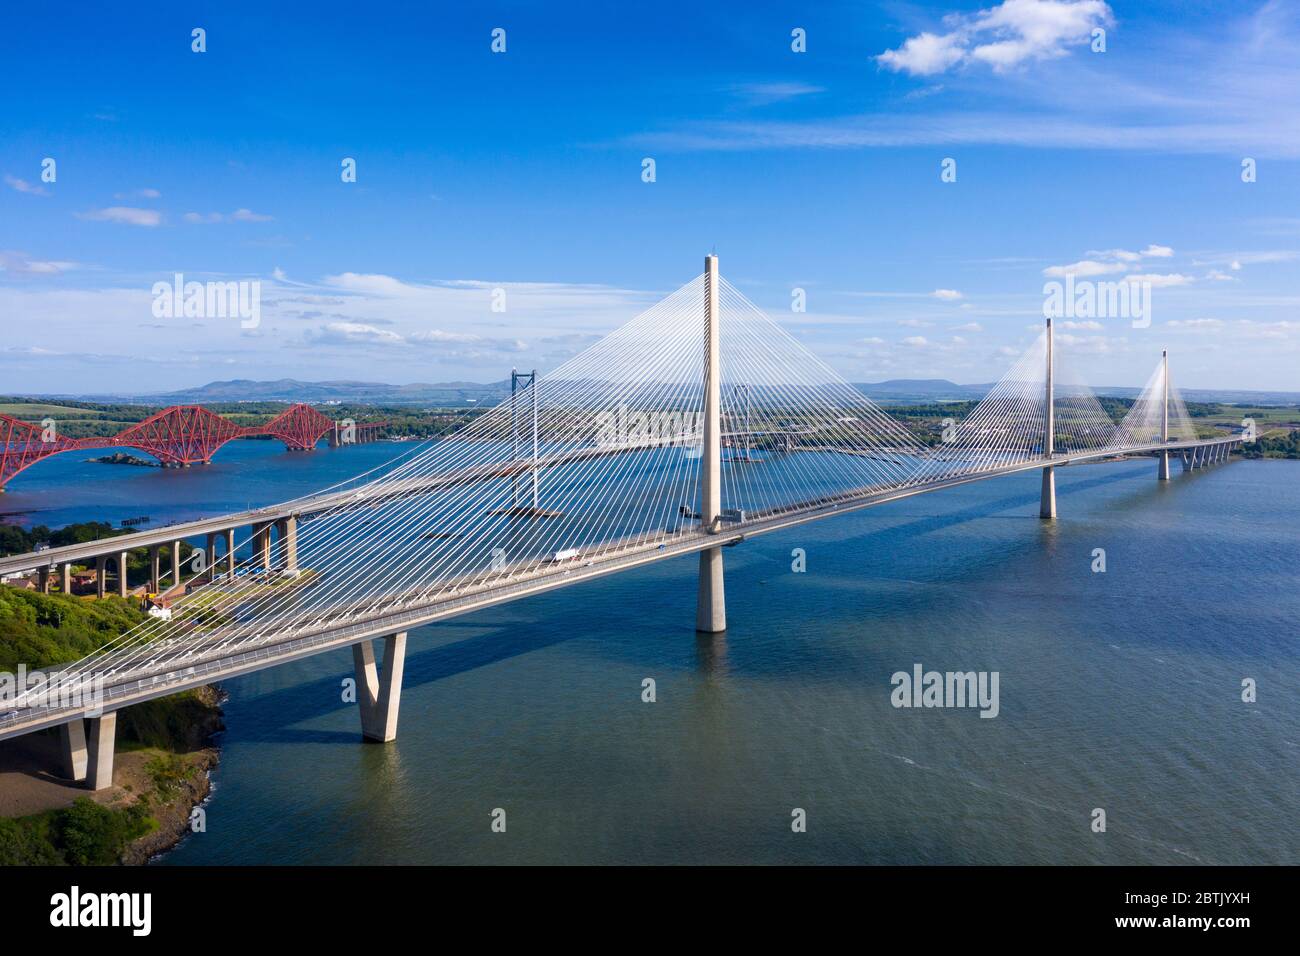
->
[727,82,825,106]
[77,206,162,227]
[4,174,48,196]
[631,4,1300,158]
[184,208,274,224]
[0,251,79,275]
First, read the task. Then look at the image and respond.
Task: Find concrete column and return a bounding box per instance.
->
[276,516,298,571]
[1039,316,1057,519]
[95,555,107,599]
[170,540,182,591]
[253,522,273,571]
[86,714,116,791]
[116,550,129,598]
[352,632,407,742]
[38,566,50,594]
[224,527,236,581]
[696,254,726,633]
[204,533,218,582]
[148,546,161,593]
[60,563,71,594]
[60,719,88,782]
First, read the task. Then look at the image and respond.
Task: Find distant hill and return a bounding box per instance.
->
[64,378,513,406]
[35,377,1300,408]
[855,379,991,402]
[855,379,1300,405]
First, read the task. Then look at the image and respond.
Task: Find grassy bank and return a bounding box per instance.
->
[0,588,223,864]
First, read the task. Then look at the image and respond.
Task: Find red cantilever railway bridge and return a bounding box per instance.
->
[0,403,382,489]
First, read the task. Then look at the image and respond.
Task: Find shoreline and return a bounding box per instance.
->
[0,684,225,865]
[125,684,226,866]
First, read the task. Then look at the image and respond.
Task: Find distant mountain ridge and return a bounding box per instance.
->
[38,377,1300,407]
[65,378,514,406]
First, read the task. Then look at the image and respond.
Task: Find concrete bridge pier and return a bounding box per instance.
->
[1158,451,1171,480]
[275,516,298,571]
[59,714,117,790]
[148,545,161,593]
[223,528,236,581]
[204,533,218,582]
[352,632,407,742]
[92,552,129,598]
[1039,467,1057,519]
[253,522,273,571]
[38,565,50,593]
[696,254,727,633]
[60,562,71,594]
[170,541,182,591]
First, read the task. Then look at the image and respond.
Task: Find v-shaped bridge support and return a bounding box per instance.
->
[352,632,407,742]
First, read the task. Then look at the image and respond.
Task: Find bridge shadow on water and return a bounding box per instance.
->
[229,463,1159,743]
[228,619,578,744]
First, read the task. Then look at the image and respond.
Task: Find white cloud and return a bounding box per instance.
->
[307,321,406,346]
[878,32,967,76]
[953,322,984,332]
[901,335,929,347]
[1166,318,1224,329]
[1045,244,1180,278]
[932,288,964,300]
[1125,273,1193,288]
[77,206,162,227]
[0,251,79,275]
[4,174,48,196]
[1043,259,1127,278]
[877,0,1113,76]
[1060,319,1102,329]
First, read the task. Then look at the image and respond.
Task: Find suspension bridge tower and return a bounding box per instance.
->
[1158,349,1171,480]
[696,254,727,632]
[1040,316,1057,519]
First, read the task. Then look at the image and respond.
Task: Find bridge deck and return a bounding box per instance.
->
[0,435,1240,742]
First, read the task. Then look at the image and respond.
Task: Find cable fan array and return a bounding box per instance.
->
[17,273,1203,709]
[1115,358,1198,446]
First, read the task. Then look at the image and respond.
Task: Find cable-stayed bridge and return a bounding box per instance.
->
[0,257,1244,789]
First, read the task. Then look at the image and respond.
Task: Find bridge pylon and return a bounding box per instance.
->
[1040,316,1057,519]
[696,254,726,633]
[1158,349,1172,480]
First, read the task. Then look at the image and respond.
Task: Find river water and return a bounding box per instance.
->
[4,442,1296,864]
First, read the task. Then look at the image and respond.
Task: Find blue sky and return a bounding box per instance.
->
[1,0,1298,395]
